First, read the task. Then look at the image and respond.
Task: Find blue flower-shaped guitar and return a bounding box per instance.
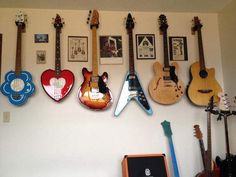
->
[1,71,35,106]
[0,11,35,106]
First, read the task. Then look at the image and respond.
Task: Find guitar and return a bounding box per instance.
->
[114,13,152,116]
[215,93,236,177]
[194,124,207,171]
[148,14,184,105]
[78,10,113,110]
[41,14,75,102]
[196,97,220,177]
[161,120,180,177]
[187,16,222,106]
[0,11,35,106]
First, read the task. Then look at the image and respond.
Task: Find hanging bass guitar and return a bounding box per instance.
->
[1,11,35,106]
[41,14,74,102]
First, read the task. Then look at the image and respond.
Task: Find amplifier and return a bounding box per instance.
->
[122,154,170,177]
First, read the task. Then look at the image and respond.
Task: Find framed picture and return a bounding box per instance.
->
[36,50,46,64]
[169,36,188,61]
[68,36,88,62]
[99,35,123,65]
[136,34,156,60]
[34,34,48,43]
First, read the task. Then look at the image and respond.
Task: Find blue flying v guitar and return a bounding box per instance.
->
[114,13,152,117]
[161,120,180,177]
[0,11,35,106]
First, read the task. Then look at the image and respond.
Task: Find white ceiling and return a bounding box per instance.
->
[0,0,233,13]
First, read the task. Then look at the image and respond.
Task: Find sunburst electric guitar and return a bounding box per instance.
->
[114,13,152,117]
[41,14,75,102]
[148,14,184,105]
[187,17,222,106]
[0,11,35,106]
[78,10,113,110]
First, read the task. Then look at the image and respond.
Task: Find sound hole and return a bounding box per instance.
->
[199,70,208,78]
[10,79,25,92]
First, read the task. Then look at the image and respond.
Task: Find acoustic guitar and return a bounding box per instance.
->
[41,14,75,102]
[78,10,113,110]
[148,14,184,105]
[114,13,152,116]
[187,17,222,106]
[215,93,236,177]
[1,11,35,106]
[195,97,220,177]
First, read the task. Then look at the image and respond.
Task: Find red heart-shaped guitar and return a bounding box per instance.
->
[41,14,74,102]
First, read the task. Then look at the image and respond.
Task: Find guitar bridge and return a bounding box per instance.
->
[197,89,213,93]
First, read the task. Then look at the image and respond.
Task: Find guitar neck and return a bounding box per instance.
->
[168,137,180,177]
[55,28,61,76]
[223,116,231,156]
[15,26,22,76]
[198,139,207,170]
[128,30,135,75]
[207,111,212,173]
[162,30,170,68]
[92,27,98,76]
[197,28,206,71]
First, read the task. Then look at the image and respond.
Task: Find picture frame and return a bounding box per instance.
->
[68,36,88,62]
[169,36,188,61]
[136,34,156,60]
[99,35,123,65]
[34,34,48,43]
[36,50,46,64]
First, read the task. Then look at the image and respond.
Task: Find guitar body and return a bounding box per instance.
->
[41,69,74,102]
[216,155,236,177]
[1,70,35,106]
[114,72,152,116]
[187,62,222,106]
[148,61,184,104]
[78,67,113,110]
[195,165,220,177]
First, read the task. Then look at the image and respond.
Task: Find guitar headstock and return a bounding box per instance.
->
[53,14,64,30]
[161,120,172,138]
[193,125,203,140]
[126,13,135,32]
[15,11,27,30]
[217,92,230,112]
[159,14,168,34]
[192,16,202,34]
[87,10,99,29]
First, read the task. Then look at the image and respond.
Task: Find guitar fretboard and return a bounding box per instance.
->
[128,30,135,75]
[15,25,23,76]
[162,30,170,68]
[55,28,61,76]
[197,28,206,71]
[207,111,212,174]
[92,27,98,76]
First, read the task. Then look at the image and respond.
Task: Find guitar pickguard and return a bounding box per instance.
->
[1,70,35,106]
[114,72,152,117]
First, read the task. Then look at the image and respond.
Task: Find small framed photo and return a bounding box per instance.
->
[36,50,46,64]
[99,35,123,65]
[68,36,88,62]
[169,36,188,61]
[136,34,156,60]
[34,34,48,43]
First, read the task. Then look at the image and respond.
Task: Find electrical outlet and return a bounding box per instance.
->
[3,112,10,123]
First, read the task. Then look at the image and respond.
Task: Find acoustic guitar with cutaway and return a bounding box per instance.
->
[78,10,113,110]
[187,17,222,106]
[148,14,184,105]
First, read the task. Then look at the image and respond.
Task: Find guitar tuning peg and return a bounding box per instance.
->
[87,10,92,24]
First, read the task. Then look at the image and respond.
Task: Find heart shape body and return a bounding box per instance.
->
[41,69,74,102]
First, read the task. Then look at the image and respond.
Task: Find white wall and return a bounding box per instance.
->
[0,8,227,177]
